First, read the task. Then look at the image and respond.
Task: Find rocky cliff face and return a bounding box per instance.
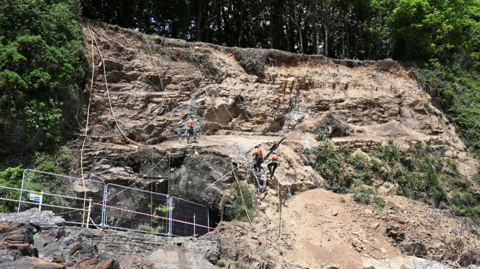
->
[75,20,476,206]
[59,21,480,268]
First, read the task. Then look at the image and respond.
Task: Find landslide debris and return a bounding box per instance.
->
[215,189,480,268]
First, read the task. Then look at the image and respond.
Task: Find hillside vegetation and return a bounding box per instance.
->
[0,0,88,154]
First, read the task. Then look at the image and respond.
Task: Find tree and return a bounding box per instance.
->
[0,0,88,152]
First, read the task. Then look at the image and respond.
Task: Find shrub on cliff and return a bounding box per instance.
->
[0,0,88,152]
[0,166,23,212]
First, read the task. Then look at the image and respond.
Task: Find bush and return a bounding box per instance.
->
[353,186,375,204]
[0,0,88,152]
[416,66,480,157]
[347,153,372,185]
[0,166,24,212]
[232,182,255,222]
[315,142,353,193]
[233,48,267,78]
[315,119,347,141]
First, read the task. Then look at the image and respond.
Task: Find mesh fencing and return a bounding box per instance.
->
[104,184,170,235]
[4,170,211,236]
[18,169,105,226]
[171,197,210,236]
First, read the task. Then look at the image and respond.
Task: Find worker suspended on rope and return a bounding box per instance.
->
[252,145,264,172]
[267,150,279,178]
[187,116,197,142]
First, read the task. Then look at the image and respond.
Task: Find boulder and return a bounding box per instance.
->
[459,249,480,267]
[0,256,65,269]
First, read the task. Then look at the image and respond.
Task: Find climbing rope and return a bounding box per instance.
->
[78,26,97,227]
[106,130,188,201]
[86,23,286,241]
[142,129,187,176]
[88,25,176,117]
[88,23,141,146]
[230,161,270,242]
[274,175,282,242]
[187,44,231,131]
[204,160,250,190]
[144,36,166,91]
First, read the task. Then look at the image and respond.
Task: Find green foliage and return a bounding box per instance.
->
[0,166,24,212]
[232,182,255,222]
[33,149,73,175]
[416,66,480,156]
[309,139,480,220]
[81,0,480,65]
[136,223,165,233]
[0,148,76,212]
[347,153,373,185]
[0,0,88,152]
[234,262,247,269]
[352,186,385,211]
[315,119,346,141]
[315,142,353,193]
[353,186,375,204]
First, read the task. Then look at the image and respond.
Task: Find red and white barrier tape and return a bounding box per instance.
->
[89,216,102,230]
[202,228,218,237]
[92,202,214,230]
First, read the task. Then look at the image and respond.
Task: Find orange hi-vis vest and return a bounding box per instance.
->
[255,148,263,156]
[271,154,278,161]
[187,119,194,128]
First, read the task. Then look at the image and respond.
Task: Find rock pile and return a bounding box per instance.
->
[0,209,115,269]
[0,209,220,269]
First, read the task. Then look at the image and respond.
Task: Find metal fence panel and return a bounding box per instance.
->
[3,169,212,237]
[0,185,21,212]
[18,169,105,226]
[104,184,169,235]
[171,197,210,236]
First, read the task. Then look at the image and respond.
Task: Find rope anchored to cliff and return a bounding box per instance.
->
[87,22,141,146]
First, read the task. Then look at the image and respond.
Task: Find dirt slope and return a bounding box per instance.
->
[218,188,480,268]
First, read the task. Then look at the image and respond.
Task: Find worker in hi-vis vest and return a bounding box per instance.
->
[252,145,264,172]
[267,150,279,178]
[187,116,197,142]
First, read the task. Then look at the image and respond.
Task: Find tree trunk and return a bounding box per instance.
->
[293,6,303,53]
[238,1,243,46]
[324,25,329,57]
[196,0,204,41]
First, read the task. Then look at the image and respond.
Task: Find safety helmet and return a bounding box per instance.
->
[273,150,277,154]
[254,145,259,148]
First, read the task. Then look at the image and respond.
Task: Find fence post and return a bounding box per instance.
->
[102,185,107,229]
[207,208,210,233]
[168,196,173,237]
[38,191,43,211]
[86,198,92,229]
[18,170,28,213]
[193,214,196,235]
